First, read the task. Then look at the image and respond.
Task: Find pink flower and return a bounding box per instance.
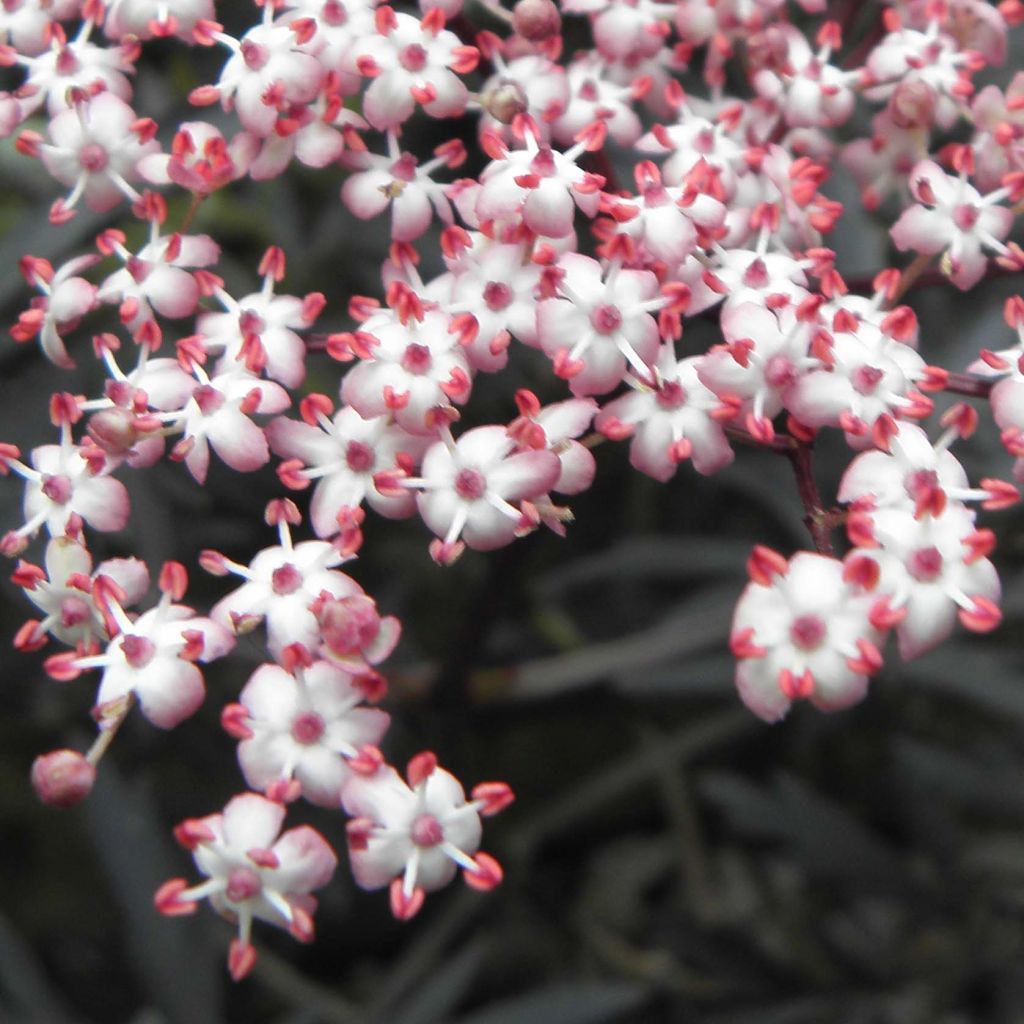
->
[890,160,1013,290]
[537,253,662,396]
[730,548,887,723]
[104,0,215,41]
[226,659,390,806]
[138,121,258,194]
[156,793,337,979]
[343,753,510,919]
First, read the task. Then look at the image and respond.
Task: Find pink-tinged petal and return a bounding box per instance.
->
[421,70,469,120]
[221,792,286,849]
[536,300,590,358]
[96,557,149,605]
[554,442,595,494]
[136,358,196,410]
[896,584,958,660]
[208,412,271,473]
[133,657,206,729]
[238,733,296,791]
[488,449,561,500]
[174,234,220,266]
[49,278,96,322]
[342,765,414,825]
[294,123,345,169]
[809,666,869,712]
[907,161,955,204]
[363,72,416,131]
[524,180,575,237]
[292,746,349,806]
[391,187,433,242]
[74,477,130,532]
[947,246,988,291]
[361,615,401,664]
[890,206,953,255]
[270,825,338,892]
[39,322,74,368]
[349,837,409,890]
[630,420,676,482]
[990,377,1024,433]
[240,664,298,719]
[735,660,791,723]
[536,397,599,440]
[266,417,337,464]
[310,473,367,537]
[145,266,199,318]
[786,371,854,427]
[185,435,211,484]
[189,616,236,662]
[137,153,173,185]
[342,169,393,220]
[249,136,296,181]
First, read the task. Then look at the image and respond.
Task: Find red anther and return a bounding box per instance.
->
[389,878,425,920]
[411,83,438,106]
[154,878,198,916]
[940,402,978,437]
[246,846,280,869]
[980,478,1019,510]
[278,459,312,491]
[779,668,814,700]
[265,497,301,527]
[919,365,949,392]
[872,412,899,450]
[1003,295,1024,328]
[352,669,387,703]
[221,703,254,740]
[300,393,333,425]
[382,385,411,410]
[514,389,541,419]
[301,291,325,324]
[350,744,385,776]
[552,348,584,379]
[199,549,231,576]
[228,940,257,982]
[281,642,314,674]
[258,245,286,281]
[846,637,883,675]
[173,817,217,849]
[406,751,437,788]
[434,138,467,168]
[49,392,83,427]
[176,335,208,371]
[238,386,262,415]
[745,413,774,444]
[449,313,479,348]
[816,19,841,49]
[843,554,880,590]
[158,560,188,600]
[959,595,1002,633]
[471,781,515,816]
[189,84,221,106]
[598,415,633,441]
[847,505,882,547]
[44,651,83,681]
[730,626,767,659]
[11,560,45,589]
[464,851,503,891]
[348,295,381,322]
[747,545,788,586]
[963,528,997,564]
[289,15,317,43]
[180,629,205,662]
[879,306,917,341]
[575,119,608,152]
[869,594,906,630]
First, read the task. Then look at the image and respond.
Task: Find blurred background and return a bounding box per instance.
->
[3,12,1024,1024]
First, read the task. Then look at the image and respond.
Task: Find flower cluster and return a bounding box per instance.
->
[3,0,1024,981]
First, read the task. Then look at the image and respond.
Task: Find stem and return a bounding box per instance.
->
[179,192,205,233]
[887,252,933,308]
[943,372,994,399]
[784,441,834,555]
[86,693,135,766]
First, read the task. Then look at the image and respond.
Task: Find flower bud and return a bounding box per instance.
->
[31,749,96,808]
[888,80,937,129]
[87,407,138,455]
[480,79,528,125]
[512,0,560,42]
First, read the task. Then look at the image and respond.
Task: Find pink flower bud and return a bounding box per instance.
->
[512,0,561,41]
[31,749,96,808]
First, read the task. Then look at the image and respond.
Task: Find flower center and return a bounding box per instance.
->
[790,613,826,650]
[192,384,225,415]
[271,563,303,595]
[484,281,513,311]
[60,595,91,629]
[953,204,980,231]
[909,545,943,582]
[291,711,326,745]
[656,380,687,409]
[120,633,156,668]
[454,467,487,500]
[401,342,432,374]
[764,355,796,389]
[399,43,428,72]
[852,365,884,395]
[590,304,622,335]
[240,39,269,70]
[41,474,73,505]
[345,440,374,473]
[78,143,108,173]
[411,813,444,847]
[225,866,262,902]
[905,468,939,502]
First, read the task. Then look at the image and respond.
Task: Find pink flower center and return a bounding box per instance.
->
[240,40,269,70]
[852,365,884,395]
[411,813,444,847]
[579,79,599,101]
[323,0,347,25]
[239,309,266,336]
[390,152,418,182]
[60,595,91,629]
[271,562,303,595]
[345,440,374,473]
[656,380,687,409]
[590,304,622,335]
[742,259,769,288]
[530,148,557,177]
[226,866,262,902]
[909,545,943,581]
[764,355,796,389]
[41,474,72,505]
[120,633,156,668]
[291,711,326,745]
[78,143,108,173]
[399,43,428,72]
[953,204,980,231]
[193,385,225,415]
[56,47,80,74]
[790,613,826,650]
[401,343,432,374]
[454,467,487,500]
[484,281,513,311]
[905,468,939,502]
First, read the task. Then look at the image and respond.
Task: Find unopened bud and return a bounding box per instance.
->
[481,79,528,125]
[512,0,560,41]
[31,749,96,808]
[888,79,937,129]
[87,408,137,455]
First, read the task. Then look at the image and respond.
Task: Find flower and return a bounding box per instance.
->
[156,793,337,979]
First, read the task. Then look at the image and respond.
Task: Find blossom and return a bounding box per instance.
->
[730,548,887,723]
[224,658,390,806]
[156,793,337,979]
[343,753,511,919]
